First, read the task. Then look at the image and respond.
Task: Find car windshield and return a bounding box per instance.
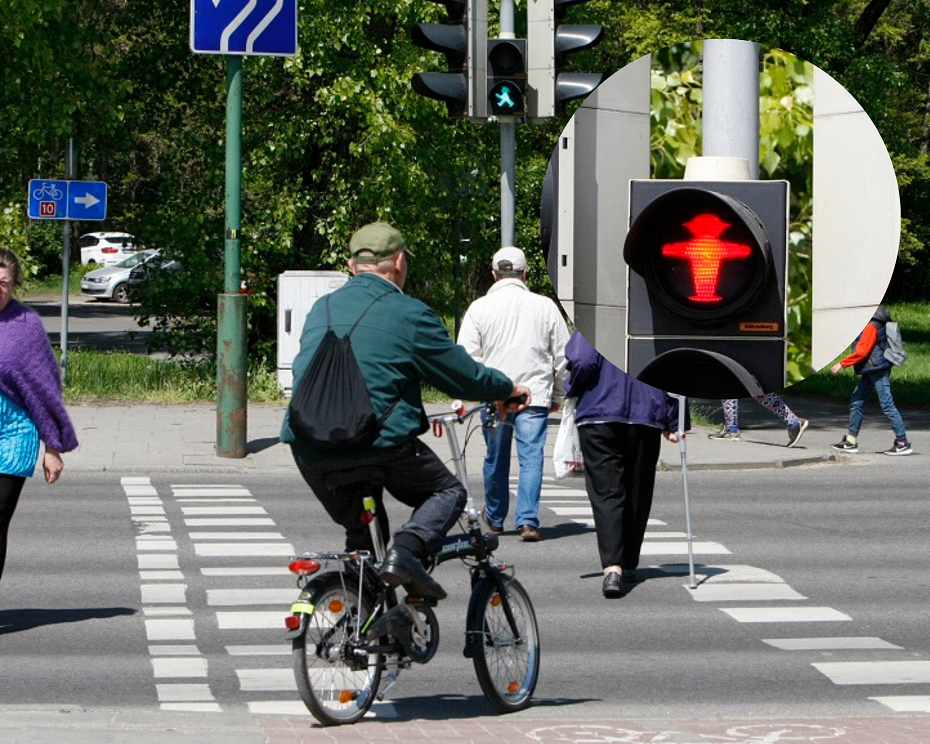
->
[116,251,154,268]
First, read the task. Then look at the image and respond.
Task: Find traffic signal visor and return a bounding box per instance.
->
[624,187,772,324]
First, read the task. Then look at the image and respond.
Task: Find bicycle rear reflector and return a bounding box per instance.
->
[288,558,320,575]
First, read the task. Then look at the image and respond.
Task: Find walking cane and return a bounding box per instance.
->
[673,394,697,589]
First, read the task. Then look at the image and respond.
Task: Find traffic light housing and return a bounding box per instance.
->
[527,0,604,118]
[624,180,790,399]
[411,0,487,119]
[487,39,527,116]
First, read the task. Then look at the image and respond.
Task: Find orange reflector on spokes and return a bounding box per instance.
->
[490,593,501,608]
[288,559,320,575]
[328,598,345,613]
[339,689,354,704]
[508,680,519,695]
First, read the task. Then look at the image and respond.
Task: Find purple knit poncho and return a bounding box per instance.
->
[0,300,79,453]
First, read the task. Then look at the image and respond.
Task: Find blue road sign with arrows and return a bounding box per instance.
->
[28,180,107,221]
[190,0,298,57]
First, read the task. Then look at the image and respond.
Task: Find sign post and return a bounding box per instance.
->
[190,0,298,458]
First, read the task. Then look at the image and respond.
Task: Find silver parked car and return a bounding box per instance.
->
[80,250,158,303]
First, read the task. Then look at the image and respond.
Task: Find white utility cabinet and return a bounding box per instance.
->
[277,270,349,395]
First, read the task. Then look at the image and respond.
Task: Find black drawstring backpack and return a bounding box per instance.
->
[288,291,397,450]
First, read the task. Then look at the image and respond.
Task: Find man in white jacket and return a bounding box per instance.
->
[458,246,570,541]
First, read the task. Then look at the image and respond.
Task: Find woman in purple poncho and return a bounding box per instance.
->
[0,248,79,583]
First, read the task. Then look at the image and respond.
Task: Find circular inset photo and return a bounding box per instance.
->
[542,40,900,399]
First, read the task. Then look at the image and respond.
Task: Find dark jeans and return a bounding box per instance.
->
[0,475,27,583]
[577,422,662,570]
[292,439,466,560]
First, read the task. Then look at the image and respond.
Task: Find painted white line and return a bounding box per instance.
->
[540,489,590,497]
[160,703,222,712]
[134,522,172,534]
[122,477,153,485]
[124,486,159,496]
[640,542,731,556]
[175,498,256,504]
[141,585,187,604]
[227,645,289,656]
[195,543,294,557]
[185,518,276,527]
[869,696,930,713]
[138,554,180,570]
[762,637,903,651]
[247,701,312,716]
[145,618,196,641]
[143,607,193,617]
[172,488,251,497]
[170,483,243,488]
[236,668,295,692]
[201,566,290,576]
[644,532,689,539]
[130,506,166,516]
[156,683,214,701]
[140,570,185,581]
[548,507,596,516]
[216,612,284,630]
[188,532,284,540]
[152,657,209,678]
[136,538,178,551]
[685,565,786,584]
[686,584,807,602]
[721,607,852,623]
[149,645,201,656]
[813,661,930,685]
[127,497,163,505]
[207,588,296,606]
[181,506,267,515]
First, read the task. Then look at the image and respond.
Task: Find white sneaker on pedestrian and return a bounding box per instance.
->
[884,440,913,456]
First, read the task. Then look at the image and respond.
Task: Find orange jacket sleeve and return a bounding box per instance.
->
[840,323,877,368]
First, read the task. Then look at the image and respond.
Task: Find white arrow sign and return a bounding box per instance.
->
[74,192,101,209]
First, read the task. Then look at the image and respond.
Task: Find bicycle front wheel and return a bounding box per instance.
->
[292,574,382,726]
[471,575,540,712]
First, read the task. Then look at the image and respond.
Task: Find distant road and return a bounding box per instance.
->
[25,294,153,353]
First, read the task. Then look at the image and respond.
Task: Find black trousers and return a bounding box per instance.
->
[577,423,662,570]
[292,438,466,559]
[0,475,27,583]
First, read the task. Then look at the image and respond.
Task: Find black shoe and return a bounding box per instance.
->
[602,572,624,598]
[379,547,447,601]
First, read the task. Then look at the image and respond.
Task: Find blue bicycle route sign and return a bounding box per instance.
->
[28,180,108,221]
[190,0,298,57]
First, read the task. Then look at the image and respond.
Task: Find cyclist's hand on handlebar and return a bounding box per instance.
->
[497,385,532,417]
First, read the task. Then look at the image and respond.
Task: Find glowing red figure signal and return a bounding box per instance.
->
[661,213,752,303]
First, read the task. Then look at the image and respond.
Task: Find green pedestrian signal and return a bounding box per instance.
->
[487,39,526,116]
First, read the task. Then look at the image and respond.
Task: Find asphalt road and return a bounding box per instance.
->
[26,294,153,353]
[1,463,926,731]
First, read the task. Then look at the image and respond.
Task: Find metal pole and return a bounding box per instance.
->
[60,138,75,385]
[702,39,760,178]
[674,394,697,589]
[499,0,516,247]
[216,55,248,458]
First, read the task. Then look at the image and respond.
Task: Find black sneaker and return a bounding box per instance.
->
[831,436,859,453]
[708,426,740,441]
[787,419,809,448]
[884,440,913,456]
[379,547,447,600]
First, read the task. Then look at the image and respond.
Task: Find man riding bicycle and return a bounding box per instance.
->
[281,222,531,601]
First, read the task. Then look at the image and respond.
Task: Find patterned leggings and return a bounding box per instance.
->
[723,394,799,430]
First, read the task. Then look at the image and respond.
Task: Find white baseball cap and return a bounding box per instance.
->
[491,246,527,272]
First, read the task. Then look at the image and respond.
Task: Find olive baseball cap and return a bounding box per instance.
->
[349,222,413,264]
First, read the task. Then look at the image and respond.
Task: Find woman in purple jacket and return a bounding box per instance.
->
[0,248,79,583]
[564,331,687,598]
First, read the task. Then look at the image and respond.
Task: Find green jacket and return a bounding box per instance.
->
[281,272,513,458]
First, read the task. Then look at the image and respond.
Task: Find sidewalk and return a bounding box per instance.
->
[62,396,928,475]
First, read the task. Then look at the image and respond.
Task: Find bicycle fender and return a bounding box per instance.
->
[463,572,504,659]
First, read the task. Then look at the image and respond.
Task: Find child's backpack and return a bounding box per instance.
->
[883,321,908,367]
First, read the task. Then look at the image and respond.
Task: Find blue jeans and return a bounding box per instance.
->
[481,406,549,529]
[848,369,907,441]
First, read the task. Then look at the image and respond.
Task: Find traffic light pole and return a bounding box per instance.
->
[216,55,248,458]
[499,0,516,246]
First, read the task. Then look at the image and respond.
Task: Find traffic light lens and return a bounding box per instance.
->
[660,213,753,304]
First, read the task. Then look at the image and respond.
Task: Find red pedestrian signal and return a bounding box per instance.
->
[624,180,789,398]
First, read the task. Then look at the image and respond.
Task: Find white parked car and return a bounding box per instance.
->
[79,232,139,266]
[80,250,158,303]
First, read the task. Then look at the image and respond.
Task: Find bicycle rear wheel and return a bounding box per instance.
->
[471,575,540,712]
[292,574,382,726]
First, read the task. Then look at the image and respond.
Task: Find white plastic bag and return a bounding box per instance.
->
[553,398,585,479]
